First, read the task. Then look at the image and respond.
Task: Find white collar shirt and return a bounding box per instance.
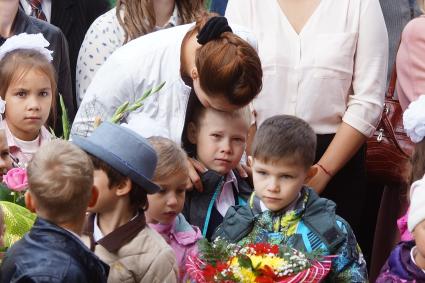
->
[215,170,239,217]
[226,0,388,136]
[20,0,52,22]
[71,23,258,144]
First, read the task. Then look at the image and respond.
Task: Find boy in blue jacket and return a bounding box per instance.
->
[213,115,368,282]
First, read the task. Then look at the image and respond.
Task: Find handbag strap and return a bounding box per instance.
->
[386,61,397,100]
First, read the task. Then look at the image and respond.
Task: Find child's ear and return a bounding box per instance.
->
[116,178,132,197]
[304,166,318,183]
[247,156,254,167]
[24,191,36,213]
[190,67,199,81]
[187,122,198,144]
[87,186,99,208]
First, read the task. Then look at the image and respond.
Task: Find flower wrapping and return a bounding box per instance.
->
[187,239,333,283]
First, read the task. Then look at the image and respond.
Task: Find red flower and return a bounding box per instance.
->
[260,265,276,278]
[216,262,229,272]
[248,243,279,256]
[203,264,217,280]
[255,276,274,283]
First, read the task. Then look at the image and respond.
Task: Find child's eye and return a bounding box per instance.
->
[281,175,294,179]
[16,92,26,97]
[39,91,49,97]
[210,133,221,138]
[256,170,267,176]
[233,137,245,143]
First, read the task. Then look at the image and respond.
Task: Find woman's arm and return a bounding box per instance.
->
[309,0,388,193]
[308,123,366,194]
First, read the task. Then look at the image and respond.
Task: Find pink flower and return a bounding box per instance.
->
[3,168,28,192]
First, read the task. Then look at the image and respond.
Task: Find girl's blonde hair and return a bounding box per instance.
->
[148,136,189,182]
[116,0,205,43]
[0,49,57,127]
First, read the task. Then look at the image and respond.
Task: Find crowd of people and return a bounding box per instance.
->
[0,0,424,282]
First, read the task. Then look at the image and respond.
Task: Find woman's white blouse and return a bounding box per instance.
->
[70,23,257,144]
[226,0,388,136]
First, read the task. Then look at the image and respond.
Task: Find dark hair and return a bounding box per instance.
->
[183,14,262,107]
[252,115,317,169]
[410,139,425,184]
[89,155,148,210]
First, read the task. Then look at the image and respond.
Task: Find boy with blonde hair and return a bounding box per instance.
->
[183,105,253,240]
[0,140,109,283]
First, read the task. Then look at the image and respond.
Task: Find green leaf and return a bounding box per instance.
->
[237,254,253,269]
[109,82,165,124]
[59,94,70,140]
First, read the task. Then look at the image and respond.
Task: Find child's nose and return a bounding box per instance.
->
[27,96,41,110]
[220,139,232,153]
[267,178,280,192]
[166,195,178,207]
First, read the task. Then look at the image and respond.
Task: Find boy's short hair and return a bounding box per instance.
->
[27,140,94,223]
[89,155,148,210]
[183,104,251,156]
[252,115,317,168]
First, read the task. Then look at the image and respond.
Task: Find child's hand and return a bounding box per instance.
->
[187,158,207,192]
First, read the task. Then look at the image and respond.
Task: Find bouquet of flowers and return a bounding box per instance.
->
[187,238,334,283]
[0,168,35,249]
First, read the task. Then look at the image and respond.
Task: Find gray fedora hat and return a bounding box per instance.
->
[72,122,160,194]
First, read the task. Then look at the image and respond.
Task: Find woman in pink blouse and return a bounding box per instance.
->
[396,16,425,111]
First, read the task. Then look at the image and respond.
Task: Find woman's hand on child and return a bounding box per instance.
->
[187,158,207,192]
[307,164,332,195]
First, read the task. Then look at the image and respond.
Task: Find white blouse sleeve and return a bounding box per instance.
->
[342,0,388,137]
[75,9,124,106]
[71,53,137,138]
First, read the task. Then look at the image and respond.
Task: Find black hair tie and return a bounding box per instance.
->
[197,16,233,45]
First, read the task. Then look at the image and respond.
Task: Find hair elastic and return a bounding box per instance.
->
[197,16,233,45]
[317,163,332,177]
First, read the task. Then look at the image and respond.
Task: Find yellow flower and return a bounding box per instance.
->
[250,255,287,270]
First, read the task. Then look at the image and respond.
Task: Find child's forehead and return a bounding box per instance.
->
[198,109,249,130]
[253,156,307,170]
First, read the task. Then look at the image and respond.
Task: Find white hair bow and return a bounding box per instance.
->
[0,33,53,62]
[403,95,425,143]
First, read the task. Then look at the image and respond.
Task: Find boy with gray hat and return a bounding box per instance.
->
[73,122,178,283]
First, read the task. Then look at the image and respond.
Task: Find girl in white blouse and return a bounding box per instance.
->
[226,0,388,263]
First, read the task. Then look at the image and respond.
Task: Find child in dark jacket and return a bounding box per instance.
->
[213,115,368,282]
[183,105,253,240]
[0,140,109,283]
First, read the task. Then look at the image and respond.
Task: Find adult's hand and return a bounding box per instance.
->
[307,164,332,194]
[187,157,207,192]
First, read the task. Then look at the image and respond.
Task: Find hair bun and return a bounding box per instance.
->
[197,16,233,45]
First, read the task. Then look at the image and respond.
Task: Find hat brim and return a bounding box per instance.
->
[72,136,160,194]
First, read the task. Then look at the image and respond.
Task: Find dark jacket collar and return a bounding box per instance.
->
[20,217,110,282]
[83,211,146,253]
